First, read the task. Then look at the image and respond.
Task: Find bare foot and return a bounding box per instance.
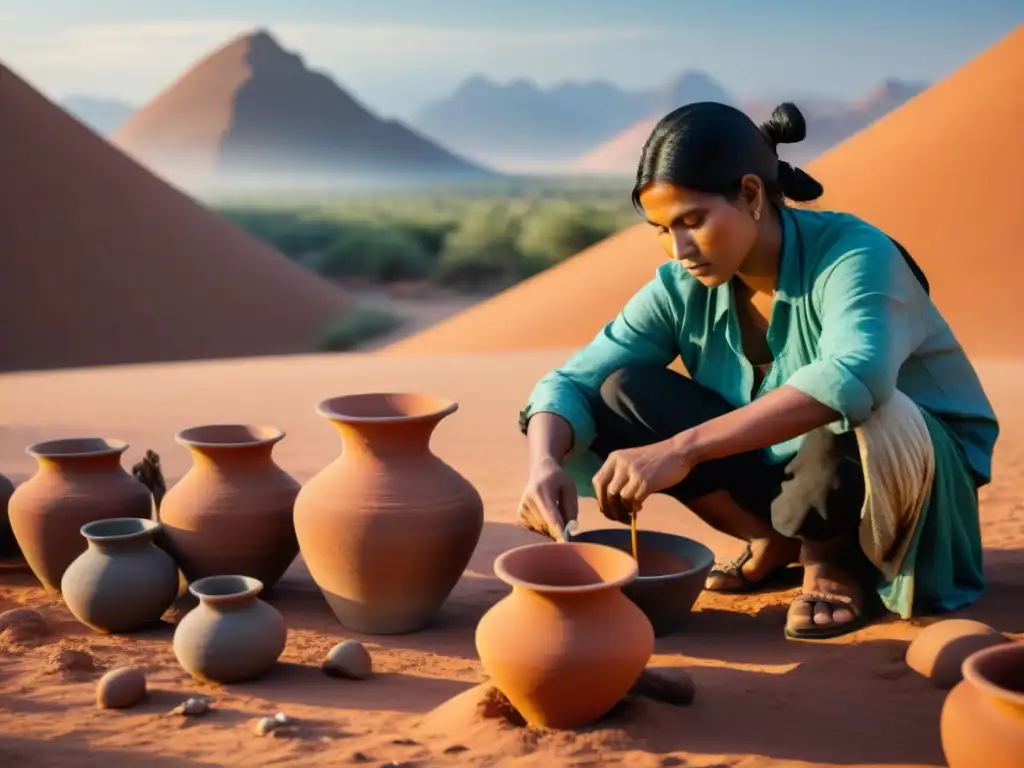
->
[705,535,800,592]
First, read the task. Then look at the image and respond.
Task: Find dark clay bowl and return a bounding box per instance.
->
[570,528,715,637]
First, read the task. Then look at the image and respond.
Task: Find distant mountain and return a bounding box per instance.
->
[62,95,136,136]
[412,70,734,171]
[570,78,929,175]
[112,30,493,191]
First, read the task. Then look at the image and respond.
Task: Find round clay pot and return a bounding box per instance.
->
[8,438,154,590]
[475,541,655,728]
[158,425,300,590]
[906,618,1008,689]
[941,641,1024,768]
[61,518,178,633]
[173,575,286,683]
[570,528,715,637]
[294,394,484,634]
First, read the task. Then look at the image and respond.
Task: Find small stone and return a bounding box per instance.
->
[0,608,48,641]
[255,717,276,736]
[50,649,97,675]
[96,667,147,709]
[170,696,212,716]
[443,745,468,754]
[391,738,418,746]
[350,753,370,763]
[273,711,292,725]
[323,640,372,680]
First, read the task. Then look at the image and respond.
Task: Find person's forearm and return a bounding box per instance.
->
[526,412,575,468]
[671,385,840,464]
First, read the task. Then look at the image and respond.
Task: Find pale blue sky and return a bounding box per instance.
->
[1,1,1020,117]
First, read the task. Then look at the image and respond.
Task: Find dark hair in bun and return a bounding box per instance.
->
[632,100,824,211]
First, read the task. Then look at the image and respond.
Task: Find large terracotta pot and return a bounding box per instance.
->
[173,575,286,683]
[158,425,300,590]
[475,541,655,728]
[941,640,1024,768]
[294,393,484,634]
[8,438,153,590]
[61,518,178,633]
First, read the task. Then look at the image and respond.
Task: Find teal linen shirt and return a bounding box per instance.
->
[521,206,999,485]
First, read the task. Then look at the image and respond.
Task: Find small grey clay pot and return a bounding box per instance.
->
[61,518,179,633]
[173,575,286,683]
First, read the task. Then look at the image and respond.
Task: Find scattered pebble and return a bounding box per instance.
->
[0,608,48,642]
[443,744,468,754]
[169,696,212,716]
[96,667,147,709]
[391,738,419,746]
[273,711,292,725]
[323,640,373,680]
[255,717,276,736]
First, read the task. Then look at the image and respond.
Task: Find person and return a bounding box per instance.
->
[515,101,999,640]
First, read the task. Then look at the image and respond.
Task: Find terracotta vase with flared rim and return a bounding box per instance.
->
[475,541,655,728]
[294,392,484,635]
[61,517,179,633]
[941,641,1024,768]
[8,438,154,591]
[0,470,26,570]
[172,574,287,683]
[158,424,300,591]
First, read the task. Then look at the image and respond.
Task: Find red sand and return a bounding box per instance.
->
[0,350,1022,766]
[386,27,1023,358]
[112,30,484,188]
[0,64,351,372]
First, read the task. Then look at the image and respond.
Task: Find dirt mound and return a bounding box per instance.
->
[387,27,1022,358]
[0,63,351,372]
[112,29,489,189]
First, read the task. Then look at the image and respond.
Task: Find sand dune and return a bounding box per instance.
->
[112,30,488,189]
[386,27,1023,358]
[0,349,1021,766]
[0,64,351,372]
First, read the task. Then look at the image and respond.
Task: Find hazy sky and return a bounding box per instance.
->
[1,1,1020,118]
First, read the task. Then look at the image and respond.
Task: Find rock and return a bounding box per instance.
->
[255,717,276,736]
[48,648,97,676]
[96,667,147,709]
[323,640,372,680]
[0,608,48,642]
[443,744,469,754]
[170,696,212,716]
[391,738,418,745]
[350,752,370,763]
[906,619,1009,689]
[630,667,696,706]
[273,711,292,725]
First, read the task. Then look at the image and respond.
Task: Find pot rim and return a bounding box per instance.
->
[26,437,128,459]
[80,517,161,542]
[569,528,716,584]
[175,424,285,449]
[315,393,458,424]
[189,574,264,604]
[961,641,1024,706]
[494,541,639,595]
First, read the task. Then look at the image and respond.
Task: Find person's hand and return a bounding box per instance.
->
[593,439,693,524]
[517,457,579,542]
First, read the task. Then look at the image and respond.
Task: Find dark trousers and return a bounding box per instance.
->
[590,366,865,541]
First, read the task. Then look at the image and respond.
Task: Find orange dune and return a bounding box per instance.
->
[0,350,1021,766]
[386,26,1023,358]
[0,63,351,373]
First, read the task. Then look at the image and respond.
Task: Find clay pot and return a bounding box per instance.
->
[941,641,1024,768]
[8,438,153,590]
[0,470,22,565]
[61,518,178,633]
[173,575,286,683]
[905,618,1008,689]
[294,394,484,634]
[475,541,655,728]
[158,425,300,590]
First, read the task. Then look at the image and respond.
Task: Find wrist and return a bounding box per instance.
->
[669,428,705,468]
[530,453,562,473]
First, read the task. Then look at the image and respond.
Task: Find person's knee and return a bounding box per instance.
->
[599,365,665,411]
[770,428,863,541]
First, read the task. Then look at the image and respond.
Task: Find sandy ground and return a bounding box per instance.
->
[0,350,1021,767]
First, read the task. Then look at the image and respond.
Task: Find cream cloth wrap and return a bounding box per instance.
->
[854,390,936,580]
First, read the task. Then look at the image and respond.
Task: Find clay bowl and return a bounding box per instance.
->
[569,528,714,637]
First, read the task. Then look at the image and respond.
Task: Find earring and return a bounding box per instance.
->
[753,209,761,221]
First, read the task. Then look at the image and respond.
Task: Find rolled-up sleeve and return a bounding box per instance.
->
[785,235,926,433]
[519,267,681,458]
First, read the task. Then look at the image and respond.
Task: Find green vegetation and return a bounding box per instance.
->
[315,308,405,352]
[216,178,638,291]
